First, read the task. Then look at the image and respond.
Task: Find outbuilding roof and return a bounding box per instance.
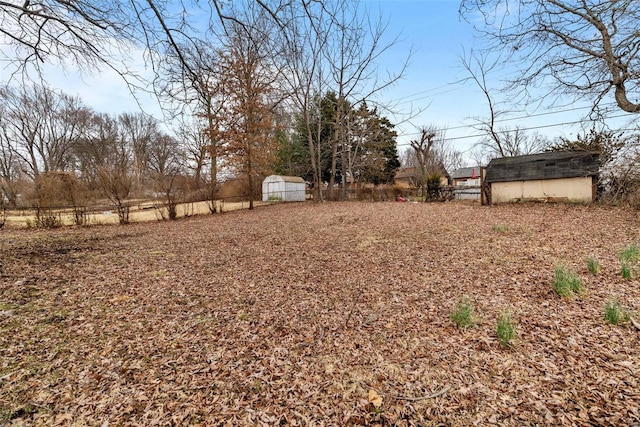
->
[485,151,599,183]
[264,175,306,184]
[451,166,482,179]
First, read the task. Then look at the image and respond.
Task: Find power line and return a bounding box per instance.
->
[387,83,462,104]
[397,102,622,137]
[395,112,635,147]
[399,102,624,136]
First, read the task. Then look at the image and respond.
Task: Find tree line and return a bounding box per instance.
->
[2,0,640,218]
[0,1,406,223]
[0,82,401,224]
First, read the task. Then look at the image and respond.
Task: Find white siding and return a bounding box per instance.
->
[262,175,306,202]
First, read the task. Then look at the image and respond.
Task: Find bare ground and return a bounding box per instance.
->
[1,201,639,426]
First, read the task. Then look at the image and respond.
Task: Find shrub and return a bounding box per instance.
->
[450,297,475,329]
[553,266,583,297]
[604,300,628,325]
[35,208,62,229]
[496,311,516,347]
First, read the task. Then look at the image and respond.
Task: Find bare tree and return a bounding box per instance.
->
[0,101,20,207]
[409,127,447,200]
[0,84,89,179]
[157,42,227,212]
[323,0,408,199]
[0,83,91,222]
[460,50,507,157]
[1,1,137,76]
[79,113,133,224]
[176,118,210,189]
[1,1,245,77]
[500,128,549,156]
[277,1,335,201]
[147,133,185,220]
[272,1,408,200]
[460,0,640,114]
[461,50,551,160]
[119,112,158,195]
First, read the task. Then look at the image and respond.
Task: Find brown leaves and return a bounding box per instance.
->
[0,202,639,424]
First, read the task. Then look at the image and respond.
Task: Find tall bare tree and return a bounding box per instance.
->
[0,84,89,179]
[461,50,550,160]
[460,0,640,114]
[277,1,334,201]
[147,133,185,219]
[158,42,227,212]
[79,113,133,224]
[323,0,407,199]
[118,112,158,194]
[0,106,20,207]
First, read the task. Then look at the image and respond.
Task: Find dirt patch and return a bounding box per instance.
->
[1,202,639,425]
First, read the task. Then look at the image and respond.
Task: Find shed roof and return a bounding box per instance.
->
[485,151,599,183]
[264,175,306,184]
[395,167,416,179]
[451,166,482,179]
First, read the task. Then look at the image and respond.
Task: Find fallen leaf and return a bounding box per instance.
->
[368,389,383,408]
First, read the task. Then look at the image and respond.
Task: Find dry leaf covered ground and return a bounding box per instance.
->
[1,201,639,426]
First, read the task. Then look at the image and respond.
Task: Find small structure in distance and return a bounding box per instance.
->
[484,151,599,204]
[262,175,307,202]
[451,166,483,201]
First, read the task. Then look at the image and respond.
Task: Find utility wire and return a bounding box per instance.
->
[396,102,622,137]
[395,112,636,147]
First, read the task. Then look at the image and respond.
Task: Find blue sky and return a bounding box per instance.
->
[8,0,634,165]
[371,0,632,159]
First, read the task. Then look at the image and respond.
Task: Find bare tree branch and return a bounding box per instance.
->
[460,0,640,113]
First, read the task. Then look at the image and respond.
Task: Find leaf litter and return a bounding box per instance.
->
[1,202,639,425]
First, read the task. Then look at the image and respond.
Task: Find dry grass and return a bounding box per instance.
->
[1,201,640,425]
[3,200,273,227]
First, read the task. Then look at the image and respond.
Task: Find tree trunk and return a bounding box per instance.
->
[207,104,218,213]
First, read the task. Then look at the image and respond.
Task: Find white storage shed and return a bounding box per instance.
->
[262,175,306,202]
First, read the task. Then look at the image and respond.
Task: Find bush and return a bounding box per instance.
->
[35,208,62,229]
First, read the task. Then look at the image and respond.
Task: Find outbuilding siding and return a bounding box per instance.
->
[484,151,600,204]
[262,175,306,202]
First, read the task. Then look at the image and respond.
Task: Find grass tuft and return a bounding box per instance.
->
[496,311,516,347]
[492,224,509,233]
[620,245,640,263]
[620,244,639,279]
[604,300,629,325]
[586,257,600,275]
[553,266,583,297]
[450,296,475,329]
